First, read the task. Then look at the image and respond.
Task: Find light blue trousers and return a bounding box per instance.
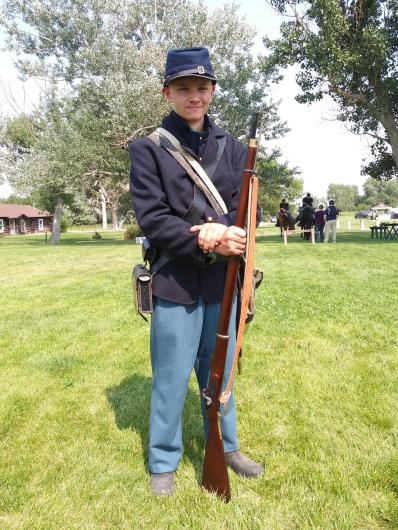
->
[149,296,239,473]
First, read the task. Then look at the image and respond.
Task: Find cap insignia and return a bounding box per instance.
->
[197,65,205,74]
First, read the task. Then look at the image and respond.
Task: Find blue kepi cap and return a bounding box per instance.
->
[163,47,217,87]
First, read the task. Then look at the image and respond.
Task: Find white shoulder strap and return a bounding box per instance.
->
[157,127,228,214]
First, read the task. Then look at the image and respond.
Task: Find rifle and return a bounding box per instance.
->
[201,113,261,502]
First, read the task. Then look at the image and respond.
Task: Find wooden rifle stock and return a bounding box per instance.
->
[201,113,260,502]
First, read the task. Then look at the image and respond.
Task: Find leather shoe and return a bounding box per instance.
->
[150,472,175,496]
[225,451,264,478]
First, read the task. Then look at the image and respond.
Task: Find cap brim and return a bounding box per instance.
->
[163,73,217,87]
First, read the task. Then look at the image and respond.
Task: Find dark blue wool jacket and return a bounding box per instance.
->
[129,111,251,304]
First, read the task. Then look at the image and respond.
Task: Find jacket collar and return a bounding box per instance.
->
[161,111,226,166]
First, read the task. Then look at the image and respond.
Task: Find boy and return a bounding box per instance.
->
[129,47,263,496]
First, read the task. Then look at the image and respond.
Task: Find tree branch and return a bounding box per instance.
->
[328,83,368,105]
[112,125,156,148]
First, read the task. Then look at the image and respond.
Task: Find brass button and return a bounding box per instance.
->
[207,216,213,222]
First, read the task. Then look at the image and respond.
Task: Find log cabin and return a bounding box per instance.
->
[0,204,53,235]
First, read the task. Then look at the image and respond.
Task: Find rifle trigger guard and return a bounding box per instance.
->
[200,389,212,406]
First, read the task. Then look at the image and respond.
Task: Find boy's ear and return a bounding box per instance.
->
[162,86,172,102]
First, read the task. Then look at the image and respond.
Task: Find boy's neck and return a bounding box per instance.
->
[190,125,204,133]
[173,110,206,133]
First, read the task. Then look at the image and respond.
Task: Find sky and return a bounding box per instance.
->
[203,0,371,200]
[0,0,371,200]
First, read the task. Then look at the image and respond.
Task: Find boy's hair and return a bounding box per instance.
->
[329,199,335,205]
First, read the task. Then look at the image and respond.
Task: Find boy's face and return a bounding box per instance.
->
[162,77,216,130]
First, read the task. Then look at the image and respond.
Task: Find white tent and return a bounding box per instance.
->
[371,203,392,211]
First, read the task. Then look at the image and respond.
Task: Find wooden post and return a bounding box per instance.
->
[283,229,287,245]
[311,227,315,244]
[360,220,365,231]
[347,220,351,230]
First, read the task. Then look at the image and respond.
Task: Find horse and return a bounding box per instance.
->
[297,206,315,240]
[277,209,295,236]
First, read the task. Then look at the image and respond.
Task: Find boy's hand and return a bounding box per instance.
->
[190,222,228,253]
[190,223,246,256]
[215,226,246,256]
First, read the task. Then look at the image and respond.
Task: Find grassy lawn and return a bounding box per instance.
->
[0,228,397,529]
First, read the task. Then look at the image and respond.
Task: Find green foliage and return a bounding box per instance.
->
[0,194,33,205]
[357,176,398,207]
[264,0,398,179]
[0,0,290,230]
[327,183,359,211]
[363,142,398,180]
[4,114,37,148]
[60,214,70,233]
[124,223,143,240]
[62,199,98,226]
[256,152,303,216]
[0,0,285,138]
[29,182,75,213]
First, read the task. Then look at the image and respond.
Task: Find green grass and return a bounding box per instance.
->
[0,229,397,529]
[67,223,111,232]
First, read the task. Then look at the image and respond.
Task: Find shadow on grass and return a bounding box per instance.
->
[0,234,133,247]
[105,373,205,481]
[255,232,397,245]
[48,238,132,246]
[3,230,395,248]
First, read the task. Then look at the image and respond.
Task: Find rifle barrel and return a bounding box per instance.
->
[201,113,260,501]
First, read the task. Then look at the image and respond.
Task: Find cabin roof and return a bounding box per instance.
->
[0,204,52,219]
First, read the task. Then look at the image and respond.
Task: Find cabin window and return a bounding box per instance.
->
[0,219,4,232]
[38,218,44,231]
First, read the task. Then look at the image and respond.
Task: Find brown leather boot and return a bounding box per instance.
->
[150,472,175,496]
[225,451,264,478]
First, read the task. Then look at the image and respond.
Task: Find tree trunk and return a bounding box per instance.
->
[118,216,126,229]
[101,193,108,229]
[111,204,118,230]
[48,197,64,244]
[380,100,398,168]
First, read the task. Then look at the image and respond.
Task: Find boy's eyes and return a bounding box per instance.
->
[177,86,209,92]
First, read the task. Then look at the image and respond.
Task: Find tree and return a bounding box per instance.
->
[2,98,92,242]
[0,193,33,205]
[327,183,359,211]
[0,114,37,191]
[1,0,291,240]
[256,150,303,217]
[264,0,398,180]
[357,176,398,206]
[0,0,283,137]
